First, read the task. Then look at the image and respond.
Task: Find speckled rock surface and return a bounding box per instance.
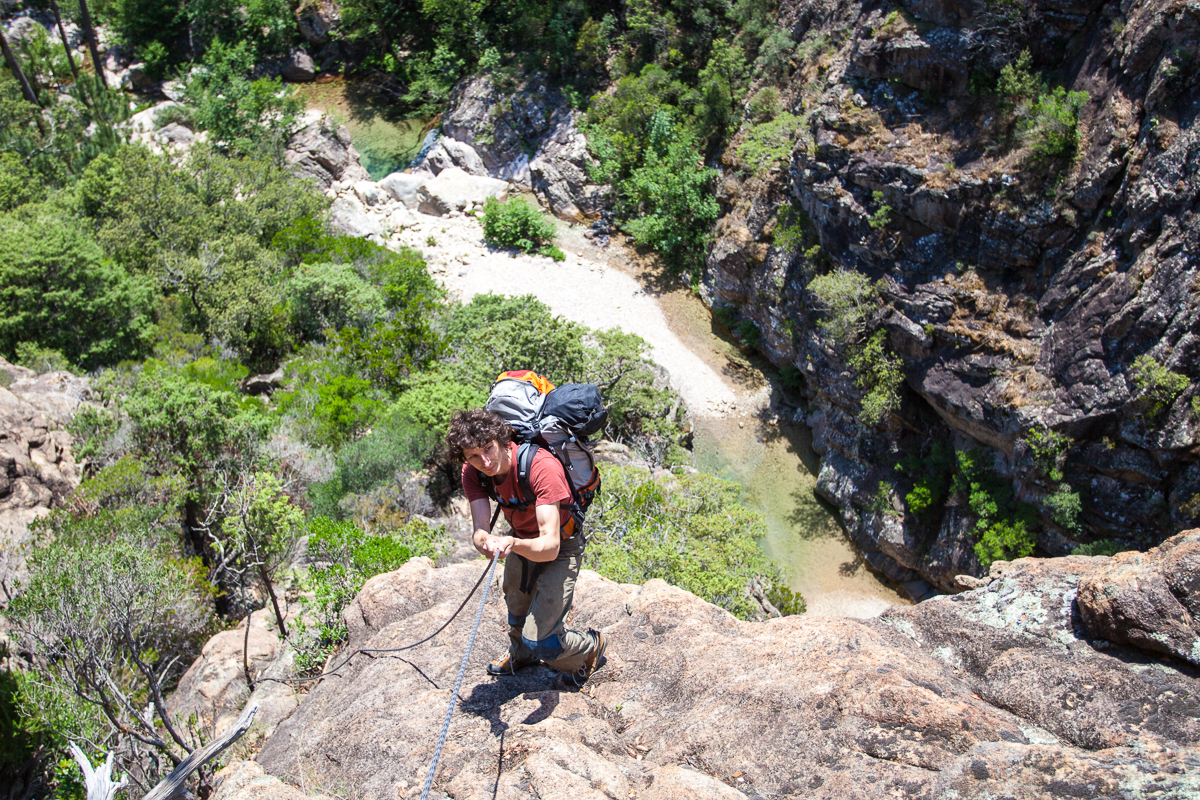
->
[248,552,1200,800]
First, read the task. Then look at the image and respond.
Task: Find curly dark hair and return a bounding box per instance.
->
[445,409,512,462]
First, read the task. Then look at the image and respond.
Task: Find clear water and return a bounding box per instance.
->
[296,79,431,180]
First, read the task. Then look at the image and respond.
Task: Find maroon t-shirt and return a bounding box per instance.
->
[462,442,571,538]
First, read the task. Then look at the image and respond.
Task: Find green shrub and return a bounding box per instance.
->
[1070,539,1122,557]
[1129,354,1189,419]
[738,112,800,176]
[996,49,1089,162]
[0,211,156,371]
[807,269,878,345]
[1024,426,1072,480]
[0,152,43,211]
[292,516,448,673]
[481,197,557,254]
[954,449,1039,569]
[586,465,798,620]
[285,262,386,342]
[748,87,782,123]
[868,190,892,230]
[848,330,903,425]
[974,518,1035,568]
[1044,483,1081,531]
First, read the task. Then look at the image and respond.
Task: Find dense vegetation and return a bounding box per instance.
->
[0,8,808,792]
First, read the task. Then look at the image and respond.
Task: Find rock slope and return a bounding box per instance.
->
[208,531,1200,800]
[696,0,1200,590]
[0,358,88,606]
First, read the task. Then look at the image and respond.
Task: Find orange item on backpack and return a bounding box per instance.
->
[495,370,556,395]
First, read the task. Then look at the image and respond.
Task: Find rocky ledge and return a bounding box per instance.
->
[202,531,1200,800]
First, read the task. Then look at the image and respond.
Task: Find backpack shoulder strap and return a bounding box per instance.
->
[514,442,538,510]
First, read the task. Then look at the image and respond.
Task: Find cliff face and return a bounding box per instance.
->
[703,0,1200,589]
[212,532,1200,800]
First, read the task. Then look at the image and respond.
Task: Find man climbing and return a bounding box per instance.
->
[446,408,606,688]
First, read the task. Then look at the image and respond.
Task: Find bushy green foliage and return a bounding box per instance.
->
[738,112,799,175]
[953,450,1038,568]
[481,196,558,255]
[187,0,297,57]
[285,263,387,342]
[1129,354,1189,419]
[868,190,892,230]
[385,373,488,435]
[183,40,303,156]
[620,115,718,280]
[586,465,798,619]
[1024,426,1072,480]
[0,151,43,211]
[996,50,1089,162]
[807,269,878,345]
[292,516,448,673]
[848,330,903,425]
[747,86,782,122]
[1070,539,1123,557]
[1044,482,1082,532]
[0,208,156,370]
[275,357,383,449]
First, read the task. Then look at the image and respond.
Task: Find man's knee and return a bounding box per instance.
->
[508,612,527,629]
[521,633,563,661]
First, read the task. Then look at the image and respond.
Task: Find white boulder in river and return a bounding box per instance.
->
[416,167,509,216]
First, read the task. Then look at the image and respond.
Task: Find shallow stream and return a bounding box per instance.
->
[633,271,908,617]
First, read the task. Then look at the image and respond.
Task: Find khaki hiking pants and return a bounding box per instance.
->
[503,535,594,675]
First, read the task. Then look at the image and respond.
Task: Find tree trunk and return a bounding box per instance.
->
[47,0,83,87]
[258,562,289,638]
[0,28,41,107]
[76,0,108,89]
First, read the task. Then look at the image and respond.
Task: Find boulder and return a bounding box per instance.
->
[281,49,316,82]
[167,611,300,740]
[285,112,371,190]
[212,761,336,800]
[414,73,607,221]
[415,167,508,216]
[378,172,426,209]
[254,555,1199,800]
[329,195,386,239]
[296,0,338,46]
[154,123,195,149]
[352,180,382,206]
[413,136,489,178]
[1077,529,1200,665]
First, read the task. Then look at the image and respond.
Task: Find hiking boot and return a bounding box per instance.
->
[582,629,607,679]
[486,653,538,676]
[554,630,606,690]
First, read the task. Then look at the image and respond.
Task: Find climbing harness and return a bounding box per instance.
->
[420,551,499,800]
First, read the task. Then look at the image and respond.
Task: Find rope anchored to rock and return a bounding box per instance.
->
[249,551,500,688]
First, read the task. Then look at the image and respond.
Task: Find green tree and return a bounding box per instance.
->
[9,519,213,789]
[621,114,718,280]
[586,465,797,619]
[696,38,747,144]
[0,209,156,370]
[1129,354,1189,419]
[807,269,878,345]
[285,262,387,342]
[183,40,302,156]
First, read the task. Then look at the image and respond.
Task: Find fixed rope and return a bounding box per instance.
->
[420,551,499,800]
[250,549,500,688]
